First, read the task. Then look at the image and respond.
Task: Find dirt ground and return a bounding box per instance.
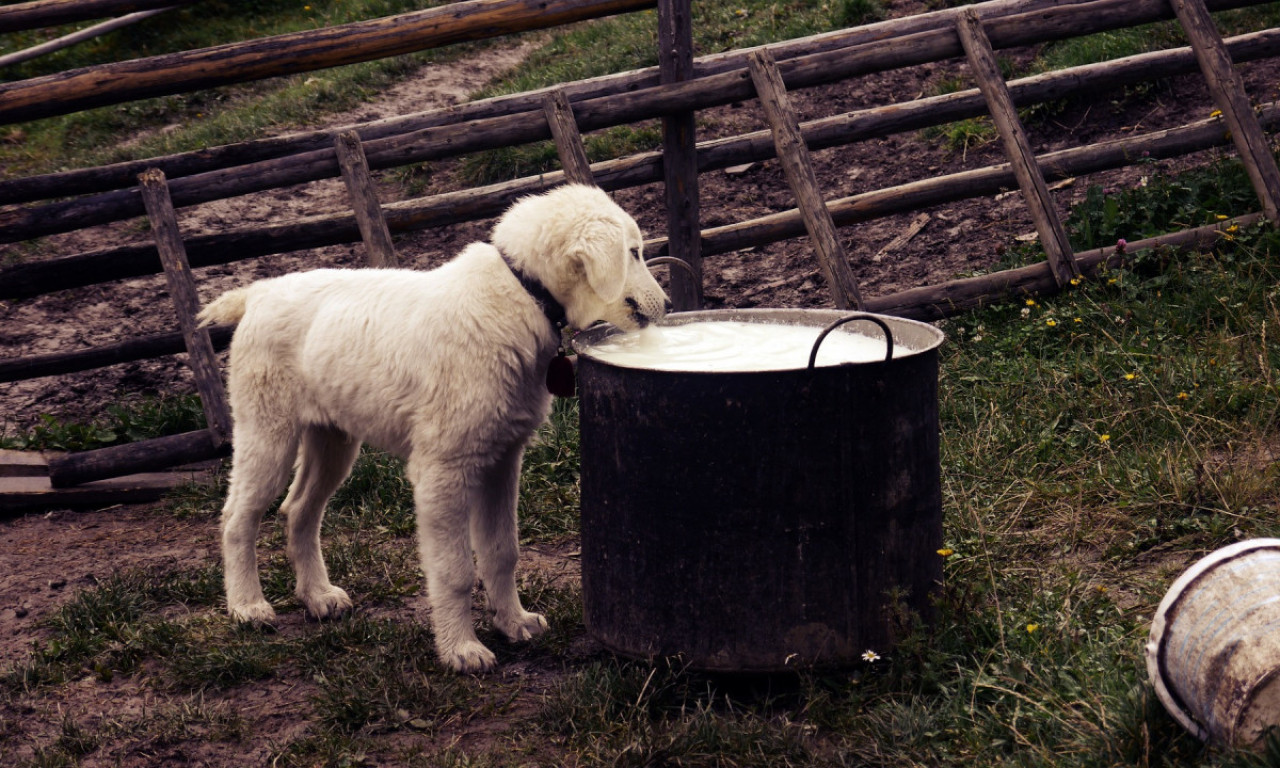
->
[2,1,1280,762]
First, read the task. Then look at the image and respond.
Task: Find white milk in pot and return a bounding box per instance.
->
[581,320,894,372]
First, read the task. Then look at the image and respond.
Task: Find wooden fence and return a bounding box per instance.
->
[1,0,1279,501]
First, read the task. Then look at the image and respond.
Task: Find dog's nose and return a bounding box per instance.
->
[663,298,673,314]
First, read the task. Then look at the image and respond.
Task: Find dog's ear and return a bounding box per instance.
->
[575,220,628,302]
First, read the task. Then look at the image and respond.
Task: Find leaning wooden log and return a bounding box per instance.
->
[541,90,596,186]
[4,0,1275,242]
[867,213,1266,321]
[335,130,400,268]
[47,429,228,488]
[0,0,658,126]
[4,97,1276,302]
[0,0,193,34]
[139,168,233,444]
[1172,0,1280,223]
[0,324,232,383]
[0,0,1093,205]
[957,9,1078,285]
[749,48,862,309]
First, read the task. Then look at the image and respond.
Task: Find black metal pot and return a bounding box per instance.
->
[574,309,945,671]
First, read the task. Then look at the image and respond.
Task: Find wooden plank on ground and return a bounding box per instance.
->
[0,470,210,514]
[956,8,1079,285]
[335,129,400,267]
[0,449,48,478]
[747,47,863,310]
[1170,0,1280,224]
[138,168,233,446]
[541,89,595,186]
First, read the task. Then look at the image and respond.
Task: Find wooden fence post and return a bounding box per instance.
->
[335,129,400,268]
[542,89,596,185]
[748,48,863,310]
[659,0,703,310]
[956,8,1079,285]
[1170,0,1280,224]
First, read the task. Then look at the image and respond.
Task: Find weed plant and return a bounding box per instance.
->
[0,393,206,450]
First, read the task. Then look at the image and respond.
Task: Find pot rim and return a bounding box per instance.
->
[573,308,945,373]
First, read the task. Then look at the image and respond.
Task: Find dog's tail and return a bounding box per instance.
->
[197,286,252,327]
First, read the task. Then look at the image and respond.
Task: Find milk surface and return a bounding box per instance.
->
[582,320,895,372]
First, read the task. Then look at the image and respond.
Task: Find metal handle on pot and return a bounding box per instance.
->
[645,256,698,281]
[807,314,894,370]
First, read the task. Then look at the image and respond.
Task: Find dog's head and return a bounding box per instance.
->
[492,185,670,331]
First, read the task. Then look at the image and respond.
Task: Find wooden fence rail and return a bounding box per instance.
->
[3,28,1277,301]
[0,0,1076,205]
[0,0,1263,209]
[4,2,1277,247]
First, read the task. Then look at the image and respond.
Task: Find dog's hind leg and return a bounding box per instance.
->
[221,421,300,625]
[408,454,497,673]
[283,424,361,620]
[472,443,547,643]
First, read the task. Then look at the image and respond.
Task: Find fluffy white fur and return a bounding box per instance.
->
[197,184,669,672]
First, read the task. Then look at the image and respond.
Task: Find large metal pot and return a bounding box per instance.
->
[574,309,945,671]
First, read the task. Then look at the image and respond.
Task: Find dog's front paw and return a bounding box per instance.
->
[496,610,548,643]
[228,600,276,626]
[300,586,353,621]
[438,639,498,674]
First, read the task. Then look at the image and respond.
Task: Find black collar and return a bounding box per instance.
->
[500,251,567,332]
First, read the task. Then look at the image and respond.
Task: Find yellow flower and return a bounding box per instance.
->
[1025,299,1037,306]
[1026,623,1040,634]
[1211,109,1223,118]
[1073,317,1083,323]
[1216,213,1229,220]
[1124,373,1136,381]
[1099,434,1111,443]
[937,548,955,557]
[1177,391,1190,400]
[1069,277,1081,286]
[1046,319,1057,327]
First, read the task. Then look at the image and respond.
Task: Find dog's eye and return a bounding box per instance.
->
[630,246,642,262]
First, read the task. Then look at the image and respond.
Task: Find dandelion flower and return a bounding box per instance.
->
[1073,317,1083,323]
[1099,434,1111,443]
[1046,319,1057,327]
[862,650,881,663]
[1211,109,1223,118]
[937,548,955,557]
[1216,213,1229,220]
[1069,277,1081,286]
[1026,623,1040,634]
[1025,299,1037,306]
[1124,373,1136,381]
[1177,391,1190,400]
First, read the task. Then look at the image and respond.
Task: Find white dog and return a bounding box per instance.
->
[197,184,669,672]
